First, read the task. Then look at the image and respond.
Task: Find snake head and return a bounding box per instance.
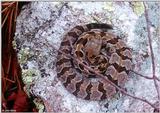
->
[84,32,103,61]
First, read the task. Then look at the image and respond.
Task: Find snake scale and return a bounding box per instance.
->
[56,23,132,100]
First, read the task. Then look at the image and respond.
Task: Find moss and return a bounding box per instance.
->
[12,40,17,50]
[22,69,38,84]
[19,48,30,64]
[130,2,144,16]
[103,2,115,12]
[33,98,45,112]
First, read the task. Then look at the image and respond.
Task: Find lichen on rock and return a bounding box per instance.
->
[14,1,160,113]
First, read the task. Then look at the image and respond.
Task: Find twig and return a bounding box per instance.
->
[143,2,160,111]
[48,32,157,109]
[2,77,15,83]
[57,49,158,110]
[131,70,160,81]
[8,3,14,49]
[2,9,10,28]
[58,2,68,17]
[46,23,158,109]
[2,2,13,6]
[46,32,158,109]
[2,67,7,92]
[14,2,18,27]
[1,2,16,13]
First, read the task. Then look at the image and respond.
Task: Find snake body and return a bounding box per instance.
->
[56,23,132,100]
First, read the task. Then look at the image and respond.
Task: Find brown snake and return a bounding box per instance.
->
[56,23,132,100]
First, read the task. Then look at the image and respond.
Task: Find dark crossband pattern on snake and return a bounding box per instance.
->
[56,23,132,101]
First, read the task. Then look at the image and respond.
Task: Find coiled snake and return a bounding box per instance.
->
[56,23,132,100]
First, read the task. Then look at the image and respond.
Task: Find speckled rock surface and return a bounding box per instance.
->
[14,2,160,112]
